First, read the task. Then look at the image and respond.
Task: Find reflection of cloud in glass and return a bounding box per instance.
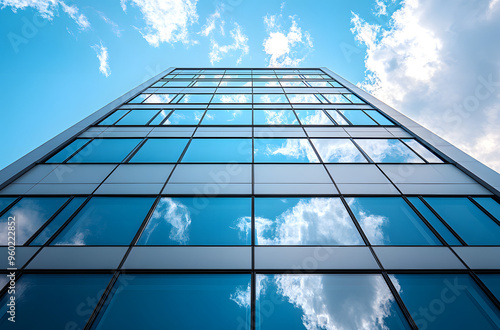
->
[311,139,368,163]
[144,94,174,103]
[253,198,363,245]
[287,94,321,103]
[295,110,332,125]
[141,198,191,245]
[256,139,319,163]
[260,110,297,125]
[212,94,251,103]
[355,139,423,163]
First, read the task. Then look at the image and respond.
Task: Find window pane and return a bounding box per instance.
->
[355,139,424,163]
[339,110,377,125]
[344,93,365,103]
[311,139,367,163]
[473,197,500,220]
[99,109,128,125]
[364,110,394,125]
[46,139,90,163]
[138,198,251,245]
[148,110,171,125]
[323,94,351,104]
[390,274,500,330]
[0,274,111,329]
[402,139,443,163]
[346,197,441,245]
[255,198,363,245]
[144,94,176,103]
[202,110,252,125]
[179,94,213,103]
[129,139,188,163]
[253,81,280,87]
[0,197,68,245]
[407,197,461,245]
[295,110,334,125]
[193,80,219,87]
[67,138,141,163]
[0,197,16,214]
[129,94,149,103]
[256,274,410,330]
[163,110,204,125]
[326,110,349,125]
[51,197,154,245]
[254,138,320,163]
[280,81,306,87]
[211,94,251,103]
[254,94,289,103]
[93,274,251,330]
[163,80,191,87]
[115,109,159,125]
[182,139,252,162]
[478,274,500,301]
[424,197,500,245]
[287,94,322,103]
[254,110,298,125]
[30,197,86,246]
[219,80,252,87]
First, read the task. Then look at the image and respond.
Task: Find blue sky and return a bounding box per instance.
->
[1,0,499,172]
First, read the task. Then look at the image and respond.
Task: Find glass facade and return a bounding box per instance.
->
[1,68,499,329]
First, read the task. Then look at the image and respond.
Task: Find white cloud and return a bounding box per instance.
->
[0,0,90,29]
[263,13,313,67]
[351,0,500,172]
[209,23,249,64]
[199,5,224,37]
[97,11,123,37]
[91,42,110,77]
[121,0,198,46]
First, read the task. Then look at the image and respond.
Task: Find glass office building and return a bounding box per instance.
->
[1,67,500,329]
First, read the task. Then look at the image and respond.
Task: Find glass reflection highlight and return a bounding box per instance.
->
[254,110,298,125]
[254,138,320,163]
[311,139,367,163]
[355,139,424,163]
[295,110,334,125]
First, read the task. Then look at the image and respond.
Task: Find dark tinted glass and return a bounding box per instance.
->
[67,139,141,163]
[129,139,189,163]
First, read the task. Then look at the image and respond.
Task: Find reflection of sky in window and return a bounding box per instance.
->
[254,198,364,245]
[287,94,322,103]
[180,94,213,103]
[478,274,500,301]
[254,94,289,103]
[67,138,141,163]
[94,274,251,329]
[364,110,394,125]
[0,274,111,329]
[0,197,16,214]
[325,110,349,125]
[182,139,252,162]
[311,139,368,163]
[163,80,191,87]
[201,110,252,125]
[193,80,220,87]
[163,110,204,125]
[143,94,176,104]
[391,274,500,330]
[401,139,443,163]
[218,80,252,87]
[130,139,188,163]
[347,197,441,245]
[256,274,410,330]
[339,110,377,125]
[46,139,89,163]
[211,94,251,103]
[280,81,306,87]
[138,198,251,245]
[148,110,171,125]
[473,197,500,220]
[51,197,154,245]
[253,80,280,87]
[116,109,158,125]
[344,93,365,103]
[424,197,500,245]
[129,94,149,103]
[323,94,351,103]
[254,138,319,163]
[99,109,128,125]
[254,110,298,125]
[295,110,334,125]
[355,139,424,163]
[0,197,68,245]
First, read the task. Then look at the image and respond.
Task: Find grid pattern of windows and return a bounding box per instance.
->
[1,68,499,329]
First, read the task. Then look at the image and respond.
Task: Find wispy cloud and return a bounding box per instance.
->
[91,42,110,77]
[263,12,313,67]
[121,0,198,46]
[199,5,224,37]
[0,0,90,30]
[97,11,123,37]
[351,0,500,172]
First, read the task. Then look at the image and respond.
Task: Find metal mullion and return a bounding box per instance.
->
[122,137,149,163]
[468,196,500,226]
[0,196,22,218]
[381,272,419,329]
[339,196,371,246]
[399,138,429,164]
[418,196,468,246]
[469,271,500,310]
[349,138,373,163]
[57,138,93,164]
[144,109,163,126]
[321,109,340,125]
[334,109,354,126]
[105,109,131,126]
[84,271,121,330]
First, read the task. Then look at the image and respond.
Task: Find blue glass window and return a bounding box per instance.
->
[339,110,377,125]
[194,80,219,87]
[98,109,128,125]
[390,274,500,330]
[179,94,213,103]
[311,139,367,163]
[295,110,334,125]
[211,94,251,103]
[254,110,298,125]
[0,197,16,214]
[287,94,322,103]
[182,139,252,163]
[202,110,252,125]
[402,139,443,163]
[67,138,141,163]
[255,198,364,245]
[281,81,306,87]
[143,94,176,103]
[256,274,410,330]
[218,80,252,87]
[407,197,461,245]
[46,139,90,163]
[51,197,154,245]
[254,94,289,103]
[0,197,68,245]
[326,110,349,125]
[115,109,159,125]
[364,110,394,125]
[163,110,204,125]
[93,274,251,330]
[473,197,500,220]
[424,197,500,245]
[355,139,424,163]
[478,274,500,301]
[129,94,149,103]
[30,197,86,246]
[129,138,188,163]
[344,93,365,103]
[148,110,171,125]
[254,138,320,163]
[0,274,111,329]
[163,80,192,87]
[346,197,441,245]
[323,94,351,104]
[138,197,251,245]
